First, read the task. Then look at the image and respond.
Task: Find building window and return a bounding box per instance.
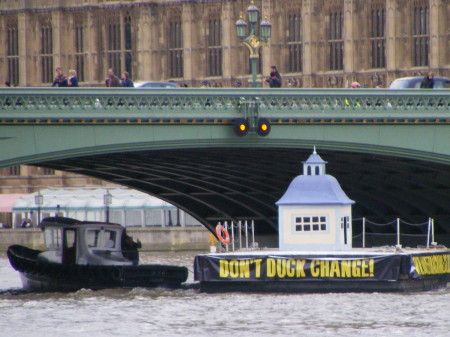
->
[287,12,302,73]
[40,17,53,83]
[124,13,133,77]
[105,12,134,77]
[42,168,55,175]
[8,166,21,176]
[107,12,121,75]
[294,216,327,232]
[168,12,183,78]
[74,14,85,82]
[370,7,386,69]
[6,16,19,86]
[341,216,350,229]
[412,3,429,67]
[207,16,222,77]
[327,10,343,71]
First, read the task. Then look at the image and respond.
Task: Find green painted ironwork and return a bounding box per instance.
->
[0,88,449,168]
[0,88,449,120]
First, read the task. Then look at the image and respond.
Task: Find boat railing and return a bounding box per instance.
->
[352,217,437,248]
[216,220,256,252]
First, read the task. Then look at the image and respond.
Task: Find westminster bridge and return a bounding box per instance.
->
[0,88,449,242]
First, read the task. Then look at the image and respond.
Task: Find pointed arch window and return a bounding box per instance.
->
[412,2,429,67]
[40,17,53,83]
[370,4,386,69]
[207,15,222,77]
[105,12,134,77]
[287,10,302,73]
[74,14,85,81]
[168,11,183,78]
[6,16,19,86]
[107,12,121,75]
[327,4,343,71]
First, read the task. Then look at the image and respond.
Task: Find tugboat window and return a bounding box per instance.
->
[45,228,62,249]
[65,230,76,248]
[87,230,101,248]
[104,230,117,248]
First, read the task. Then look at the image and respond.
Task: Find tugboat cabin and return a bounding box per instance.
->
[38,217,133,266]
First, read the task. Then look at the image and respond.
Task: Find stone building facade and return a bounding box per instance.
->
[0,0,448,88]
[0,165,111,226]
[0,165,108,194]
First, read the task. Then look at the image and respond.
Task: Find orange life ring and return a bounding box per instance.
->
[215,224,230,244]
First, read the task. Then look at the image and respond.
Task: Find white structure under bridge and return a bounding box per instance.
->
[12,187,201,228]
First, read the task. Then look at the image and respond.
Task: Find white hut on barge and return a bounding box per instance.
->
[276,148,354,251]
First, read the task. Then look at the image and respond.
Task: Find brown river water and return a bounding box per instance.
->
[0,252,449,337]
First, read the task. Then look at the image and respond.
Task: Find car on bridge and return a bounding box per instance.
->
[134,81,180,89]
[389,76,450,89]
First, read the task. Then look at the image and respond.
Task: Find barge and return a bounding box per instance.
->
[194,149,450,292]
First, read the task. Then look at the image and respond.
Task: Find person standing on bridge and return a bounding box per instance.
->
[68,69,79,87]
[105,68,120,87]
[264,66,282,88]
[52,67,68,87]
[120,71,134,87]
[420,72,434,89]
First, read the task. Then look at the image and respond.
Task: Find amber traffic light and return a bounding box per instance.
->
[256,118,271,136]
[234,118,249,137]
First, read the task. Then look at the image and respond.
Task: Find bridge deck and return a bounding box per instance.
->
[1,88,449,125]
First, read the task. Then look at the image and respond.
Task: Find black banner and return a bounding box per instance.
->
[194,254,405,282]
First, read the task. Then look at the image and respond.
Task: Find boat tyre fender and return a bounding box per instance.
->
[215,224,230,244]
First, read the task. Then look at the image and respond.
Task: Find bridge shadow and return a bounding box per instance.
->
[34,147,450,245]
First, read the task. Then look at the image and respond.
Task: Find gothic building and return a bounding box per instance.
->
[0,0,448,88]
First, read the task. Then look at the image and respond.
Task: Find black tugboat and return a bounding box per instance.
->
[7,217,188,291]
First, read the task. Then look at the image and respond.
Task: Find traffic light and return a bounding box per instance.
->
[234,118,249,137]
[256,118,271,137]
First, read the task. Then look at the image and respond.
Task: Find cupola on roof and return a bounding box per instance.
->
[276,148,354,206]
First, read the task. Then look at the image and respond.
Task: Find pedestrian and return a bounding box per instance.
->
[264,66,282,88]
[105,68,120,87]
[201,80,211,88]
[68,69,79,87]
[420,72,434,89]
[120,71,134,87]
[52,67,68,87]
[121,230,142,266]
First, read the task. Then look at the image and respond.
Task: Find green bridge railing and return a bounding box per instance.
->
[1,88,449,125]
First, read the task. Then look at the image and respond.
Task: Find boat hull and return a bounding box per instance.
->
[198,278,448,293]
[8,245,188,291]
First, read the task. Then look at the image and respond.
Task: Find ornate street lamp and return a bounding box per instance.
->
[35,191,43,225]
[104,190,112,223]
[235,1,272,88]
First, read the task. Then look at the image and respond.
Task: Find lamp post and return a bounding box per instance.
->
[104,190,112,223]
[35,191,43,225]
[235,1,272,88]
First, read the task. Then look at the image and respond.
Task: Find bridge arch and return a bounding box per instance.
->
[0,88,449,244]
